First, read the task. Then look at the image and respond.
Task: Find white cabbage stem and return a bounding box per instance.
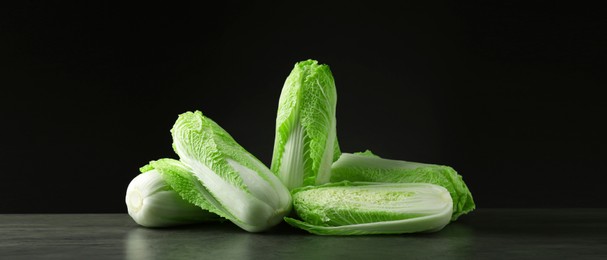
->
[125,170,215,227]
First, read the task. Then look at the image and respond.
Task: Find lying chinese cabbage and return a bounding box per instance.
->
[271,59,340,190]
[125,164,219,227]
[284,182,453,235]
[330,151,475,220]
[171,111,292,232]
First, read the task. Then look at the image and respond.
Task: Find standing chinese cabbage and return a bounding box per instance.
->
[271,60,340,190]
[171,111,292,232]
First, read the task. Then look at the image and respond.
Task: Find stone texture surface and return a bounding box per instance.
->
[1,209,606,259]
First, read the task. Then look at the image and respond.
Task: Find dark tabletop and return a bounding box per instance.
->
[1,209,606,259]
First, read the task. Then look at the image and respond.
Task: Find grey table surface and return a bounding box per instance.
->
[1,209,606,259]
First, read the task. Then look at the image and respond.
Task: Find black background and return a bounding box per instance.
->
[1,1,605,213]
